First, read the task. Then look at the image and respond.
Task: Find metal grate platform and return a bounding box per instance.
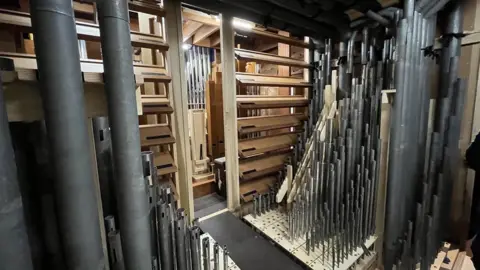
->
[244,209,377,270]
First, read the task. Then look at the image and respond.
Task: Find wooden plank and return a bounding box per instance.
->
[239,153,288,181]
[164,0,194,220]
[238,133,296,158]
[431,243,450,270]
[193,25,219,45]
[154,151,178,176]
[452,252,466,270]
[0,52,169,82]
[183,20,203,42]
[128,0,165,17]
[141,95,174,114]
[73,2,95,15]
[189,109,208,172]
[237,114,306,133]
[192,173,215,187]
[237,95,309,109]
[182,7,309,48]
[240,176,276,202]
[375,91,393,261]
[236,72,312,88]
[441,248,459,270]
[234,48,310,68]
[0,8,169,51]
[220,13,241,210]
[139,124,175,146]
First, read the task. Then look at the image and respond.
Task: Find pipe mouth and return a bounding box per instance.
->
[141,150,155,155]
[0,57,14,71]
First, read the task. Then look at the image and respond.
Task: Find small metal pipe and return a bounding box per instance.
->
[29,0,105,268]
[366,10,390,26]
[0,58,34,270]
[96,0,152,268]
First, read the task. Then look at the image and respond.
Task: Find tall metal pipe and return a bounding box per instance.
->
[0,58,34,270]
[29,0,105,268]
[96,0,152,268]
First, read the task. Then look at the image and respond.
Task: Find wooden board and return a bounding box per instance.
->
[237,114,306,133]
[239,153,288,181]
[240,176,276,202]
[139,124,175,146]
[235,48,310,68]
[141,95,174,114]
[0,52,170,82]
[189,109,208,167]
[0,8,169,51]
[237,95,309,109]
[236,72,312,88]
[206,79,225,158]
[128,0,165,17]
[154,151,178,176]
[238,133,296,158]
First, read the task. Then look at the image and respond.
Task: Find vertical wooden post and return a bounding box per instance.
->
[220,13,240,210]
[164,0,194,220]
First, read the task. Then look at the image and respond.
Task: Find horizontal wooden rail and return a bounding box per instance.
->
[237,95,309,109]
[128,0,165,17]
[240,176,277,202]
[239,153,288,181]
[141,95,173,114]
[236,72,312,88]
[154,151,178,176]
[238,133,296,158]
[235,48,310,68]
[0,52,170,83]
[139,124,175,146]
[237,114,306,133]
[0,8,169,51]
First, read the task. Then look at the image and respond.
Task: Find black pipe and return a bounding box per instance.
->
[0,58,34,270]
[29,1,105,268]
[96,0,152,268]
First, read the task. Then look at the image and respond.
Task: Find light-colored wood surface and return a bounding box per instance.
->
[238,133,296,158]
[239,153,288,181]
[236,72,312,88]
[154,152,178,176]
[240,176,276,202]
[237,114,306,133]
[139,124,175,146]
[0,8,169,51]
[237,95,309,109]
[165,0,194,220]
[220,12,241,210]
[234,48,310,68]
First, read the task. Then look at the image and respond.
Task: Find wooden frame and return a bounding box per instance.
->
[0,8,169,51]
[164,0,194,220]
[237,114,306,134]
[234,48,311,68]
[220,12,241,210]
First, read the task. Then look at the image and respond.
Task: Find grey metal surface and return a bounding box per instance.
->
[200,212,303,270]
[96,0,152,268]
[29,0,105,268]
[0,58,34,270]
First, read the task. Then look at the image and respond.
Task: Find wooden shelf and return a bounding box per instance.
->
[238,133,296,158]
[139,124,175,146]
[239,153,288,181]
[129,0,165,17]
[235,48,310,68]
[154,151,177,176]
[141,95,173,114]
[236,72,312,88]
[192,173,215,187]
[0,53,170,84]
[0,8,169,51]
[240,176,277,202]
[237,95,309,109]
[237,114,306,134]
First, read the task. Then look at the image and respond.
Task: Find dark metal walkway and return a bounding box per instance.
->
[199,212,303,270]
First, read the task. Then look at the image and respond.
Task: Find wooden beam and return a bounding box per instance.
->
[182,21,203,42]
[73,2,95,15]
[128,0,165,17]
[210,33,221,47]
[193,25,219,45]
[0,8,169,51]
[182,7,309,48]
[234,48,310,68]
[164,0,194,220]
[220,12,241,210]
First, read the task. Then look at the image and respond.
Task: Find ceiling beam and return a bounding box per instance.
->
[193,24,219,44]
[182,21,203,42]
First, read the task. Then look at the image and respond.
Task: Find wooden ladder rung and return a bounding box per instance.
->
[139,124,175,146]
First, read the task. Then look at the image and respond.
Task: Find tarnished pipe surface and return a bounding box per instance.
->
[97,0,152,269]
[0,58,34,270]
[29,0,105,268]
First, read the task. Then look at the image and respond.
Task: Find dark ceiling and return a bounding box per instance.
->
[181,0,400,40]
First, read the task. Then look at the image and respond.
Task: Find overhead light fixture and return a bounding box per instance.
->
[182,43,192,51]
[233,18,254,31]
